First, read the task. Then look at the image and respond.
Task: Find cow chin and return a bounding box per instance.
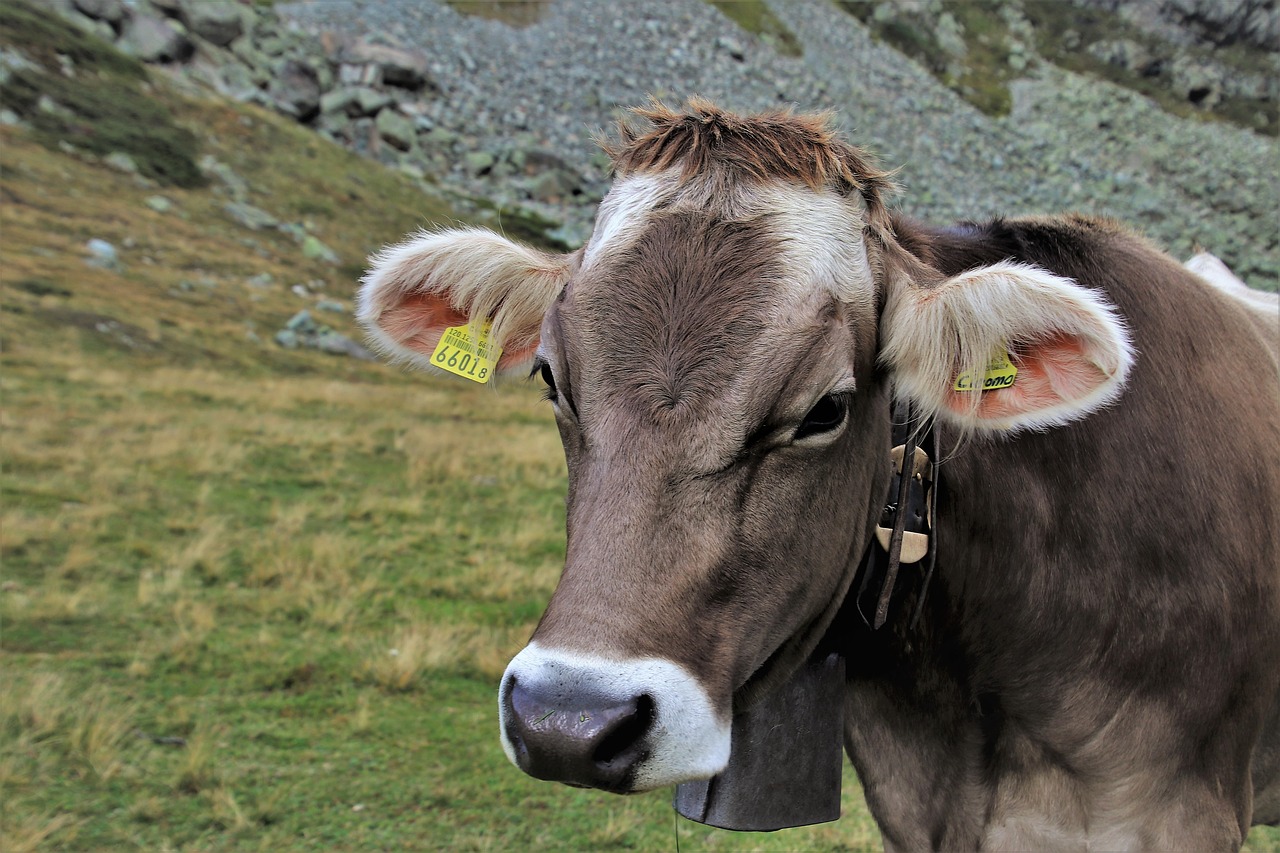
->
[498,642,731,793]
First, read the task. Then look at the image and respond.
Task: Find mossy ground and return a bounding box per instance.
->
[837,0,1275,136]
[0,0,205,186]
[708,0,804,58]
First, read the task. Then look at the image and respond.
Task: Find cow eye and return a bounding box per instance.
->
[794,394,847,441]
[536,361,557,399]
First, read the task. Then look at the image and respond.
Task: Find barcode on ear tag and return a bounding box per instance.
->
[954,351,1018,392]
[431,323,503,383]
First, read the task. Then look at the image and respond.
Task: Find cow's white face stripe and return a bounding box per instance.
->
[583,171,875,313]
[499,641,731,790]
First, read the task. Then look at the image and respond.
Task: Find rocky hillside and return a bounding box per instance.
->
[36,0,1280,290]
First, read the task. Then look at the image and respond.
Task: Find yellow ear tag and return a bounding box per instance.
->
[954,350,1018,392]
[431,322,503,384]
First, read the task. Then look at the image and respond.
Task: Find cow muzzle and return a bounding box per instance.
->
[498,642,730,792]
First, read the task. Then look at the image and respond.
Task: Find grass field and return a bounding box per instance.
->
[2,13,1278,851]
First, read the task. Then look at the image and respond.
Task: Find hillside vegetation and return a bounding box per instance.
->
[2,5,1278,852]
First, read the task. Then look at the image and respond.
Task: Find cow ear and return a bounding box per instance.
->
[880,261,1135,433]
[357,228,572,377]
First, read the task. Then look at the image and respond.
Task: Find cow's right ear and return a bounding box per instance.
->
[357,228,572,377]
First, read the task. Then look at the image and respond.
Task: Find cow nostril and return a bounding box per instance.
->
[592,694,654,767]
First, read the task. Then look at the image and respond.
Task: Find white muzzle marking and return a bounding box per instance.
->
[498,641,731,791]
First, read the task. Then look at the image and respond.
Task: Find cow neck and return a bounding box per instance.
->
[853,396,939,631]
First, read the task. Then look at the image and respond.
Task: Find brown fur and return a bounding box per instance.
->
[843,214,1280,846]
[604,98,897,232]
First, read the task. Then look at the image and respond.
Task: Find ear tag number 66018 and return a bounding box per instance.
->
[431,323,503,384]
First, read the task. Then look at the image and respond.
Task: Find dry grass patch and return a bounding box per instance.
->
[0,809,81,853]
[67,691,136,782]
[0,673,139,784]
[361,620,533,690]
[174,726,219,795]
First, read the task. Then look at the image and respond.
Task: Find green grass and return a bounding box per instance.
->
[708,0,803,58]
[444,0,548,27]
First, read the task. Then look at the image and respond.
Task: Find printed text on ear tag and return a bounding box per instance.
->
[431,322,503,383]
[954,351,1018,392]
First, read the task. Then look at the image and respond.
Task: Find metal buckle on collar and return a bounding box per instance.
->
[875,443,933,565]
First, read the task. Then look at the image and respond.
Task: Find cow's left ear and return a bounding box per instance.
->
[880,261,1135,433]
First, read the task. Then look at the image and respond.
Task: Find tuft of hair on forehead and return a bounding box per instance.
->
[602,97,897,229]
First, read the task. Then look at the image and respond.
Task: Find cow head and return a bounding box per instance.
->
[358,101,1133,796]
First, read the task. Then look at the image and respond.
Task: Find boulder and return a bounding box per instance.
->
[464,151,495,177]
[341,40,435,91]
[119,13,195,63]
[224,201,279,231]
[355,87,395,115]
[270,59,321,121]
[301,235,339,264]
[375,108,416,151]
[72,0,125,26]
[321,86,393,117]
[85,238,120,270]
[180,1,244,48]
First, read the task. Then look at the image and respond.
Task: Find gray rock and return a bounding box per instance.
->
[355,87,395,116]
[72,0,124,25]
[246,272,274,288]
[464,151,495,177]
[269,59,321,120]
[37,95,72,118]
[935,12,967,58]
[286,309,317,333]
[257,35,289,58]
[301,235,339,263]
[319,86,393,117]
[230,35,267,71]
[145,195,172,212]
[314,329,351,354]
[320,86,361,116]
[316,299,346,314]
[525,169,581,203]
[1086,39,1150,73]
[341,40,435,91]
[274,329,300,349]
[119,13,194,63]
[148,0,184,17]
[224,201,278,230]
[315,329,375,359]
[179,0,244,47]
[376,108,416,151]
[338,62,379,86]
[716,35,746,61]
[85,238,120,270]
[200,155,249,201]
[104,151,139,174]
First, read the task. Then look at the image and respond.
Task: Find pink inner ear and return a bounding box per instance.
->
[379,291,542,373]
[944,333,1110,421]
[380,292,469,359]
[496,341,539,374]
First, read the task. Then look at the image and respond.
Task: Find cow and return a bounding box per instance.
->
[358,100,1280,850]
